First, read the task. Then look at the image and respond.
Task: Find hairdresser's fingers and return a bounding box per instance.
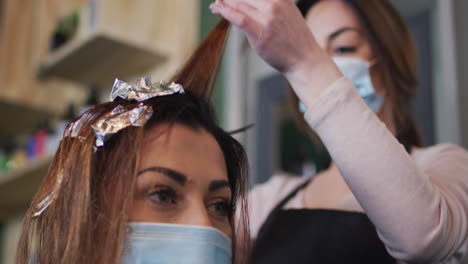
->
[222,0,264,22]
[210,1,262,41]
[225,0,283,11]
[224,0,263,10]
[212,0,325,76]
[213,0,285,31]
[212,0,341,107]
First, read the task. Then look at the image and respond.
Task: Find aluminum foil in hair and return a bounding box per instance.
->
[64,112,96,139]
[92,103,153,147]
[32,170,64,218]
[31,77,185,218]
[31,105,153,218]
[95,76,184,147]
[110,76,184,102]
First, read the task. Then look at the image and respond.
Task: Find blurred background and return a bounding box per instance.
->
[0,0,467,263]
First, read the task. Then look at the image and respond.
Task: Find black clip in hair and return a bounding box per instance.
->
[228,124,255,135]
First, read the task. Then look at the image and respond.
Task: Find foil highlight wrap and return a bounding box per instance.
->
[110,76,184,102]
[31,77,184,218]
[64,112,95,139]
[92,103,153,147]
[32,170,64,218]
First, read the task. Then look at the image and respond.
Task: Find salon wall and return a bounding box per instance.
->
[200,0,227,126]
[0,0,89,113]
[0,0,201,113]
[430,0,461,146]
[454,0,468,149]
[388,0,466,148]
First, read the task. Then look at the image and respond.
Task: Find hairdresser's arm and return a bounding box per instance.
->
[211,0,468,262]
[210,0,342,104]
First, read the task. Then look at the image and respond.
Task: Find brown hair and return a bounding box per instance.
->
[293,0,423,152]
[16,18,250,264]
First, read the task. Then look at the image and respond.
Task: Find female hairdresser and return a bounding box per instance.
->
[211,0,468,263]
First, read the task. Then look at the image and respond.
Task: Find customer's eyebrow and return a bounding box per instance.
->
[137,167,187,185]
[208,180,230,192]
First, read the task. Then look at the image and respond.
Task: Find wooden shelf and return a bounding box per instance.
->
[0,99,55,137]
[0,156,53,220]
[40,30,167,89]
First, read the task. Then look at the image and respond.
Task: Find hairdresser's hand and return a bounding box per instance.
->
[210,0,317,73]
[210,0,342,107]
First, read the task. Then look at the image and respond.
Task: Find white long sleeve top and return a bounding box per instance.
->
[247,77,468,264]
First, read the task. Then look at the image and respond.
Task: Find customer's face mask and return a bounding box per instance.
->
[122,223,232,264]
[298,57,384,114]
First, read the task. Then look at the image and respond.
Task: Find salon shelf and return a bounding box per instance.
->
[40,30,167,89]
[0,156,53,220]
[0,99,55,137]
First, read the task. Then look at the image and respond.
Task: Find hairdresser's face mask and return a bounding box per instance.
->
[298,57,384,114]
[122,223,232,264]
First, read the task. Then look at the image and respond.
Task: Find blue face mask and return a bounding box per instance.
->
[122,223,232,264]
[298,57,384,114]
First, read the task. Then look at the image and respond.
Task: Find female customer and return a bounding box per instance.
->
[211,0,468,263]
[15,20,250,264]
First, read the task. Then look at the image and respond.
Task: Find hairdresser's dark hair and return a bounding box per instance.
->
[16,19,250,264]
[292,0,422,152]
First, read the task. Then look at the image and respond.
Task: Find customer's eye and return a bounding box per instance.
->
[334,46,357,55]
[208,199,232,218]
[149,186,178,205]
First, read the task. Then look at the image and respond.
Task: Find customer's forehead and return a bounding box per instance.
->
[139,124,228,181]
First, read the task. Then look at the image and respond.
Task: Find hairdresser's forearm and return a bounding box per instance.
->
[304,78,468,262]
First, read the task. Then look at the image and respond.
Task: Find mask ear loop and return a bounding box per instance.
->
[367,59,385,96]
[366,59,386,116]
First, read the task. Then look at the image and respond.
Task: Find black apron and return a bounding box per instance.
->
[250,179,396,264]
